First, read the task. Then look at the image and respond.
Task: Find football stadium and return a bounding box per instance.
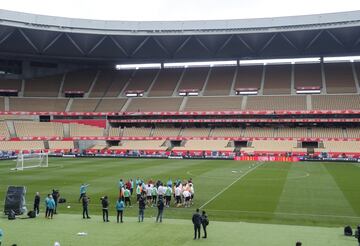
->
[0,2,360,245]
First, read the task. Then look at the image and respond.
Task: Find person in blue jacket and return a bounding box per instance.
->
[47,195,56,219]
[79,184,90,202]
[115,198,125,223]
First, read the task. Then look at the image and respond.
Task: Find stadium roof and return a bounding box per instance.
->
[0,9,360,63]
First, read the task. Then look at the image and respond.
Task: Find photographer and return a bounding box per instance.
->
[52,189,60,214]
[101,196,110,222]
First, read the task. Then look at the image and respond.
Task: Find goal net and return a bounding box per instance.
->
[13,153,49,170]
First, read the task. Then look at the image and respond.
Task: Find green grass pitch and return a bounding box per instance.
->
[0,158,360,245]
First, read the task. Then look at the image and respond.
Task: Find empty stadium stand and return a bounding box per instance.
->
[9,98,69,112]
[108,127,121,137]
[123,69,159,92]
[69,123,104,137]
[183,96,243,111]
[148,68,183,97]
[62,70,97,93]
[95,99,127,112]
[14,121,63,137]
[0,78,22,91]
[125,97,183,112]
[181,128,210,137]
[211,128,242,137]
[312,95,360,110]
[122,127,151,137]
[203,67,235,96]
[178,67,209,91]
[324,62,357,93]
[24,74,63,97]
[69,99,100,112]
[0,121,10,138]
[245,95,306,110]
[172,140,232,151]
[111,140,167,151]
[263,65,291,95]
[294,63,322,88]
[321,141,360,153]
[234,65,263,90]
[152,127,181,137]
[101,70,133,97]
[0,141,44,151]
[48,141,74,150]
[243,127,275,137]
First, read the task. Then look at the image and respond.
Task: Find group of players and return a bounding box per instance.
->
[77,177,196,222]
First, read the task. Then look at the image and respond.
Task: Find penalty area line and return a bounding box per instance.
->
[199,162,263,209]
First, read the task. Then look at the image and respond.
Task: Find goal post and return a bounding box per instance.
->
[12,153,49,171]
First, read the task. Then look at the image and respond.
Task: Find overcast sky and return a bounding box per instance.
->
[1,0,360,21]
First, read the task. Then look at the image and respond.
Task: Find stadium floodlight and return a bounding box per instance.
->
[164,60,237,68]
[323,56,360,63]
[240,57,320,65]
[115,63,161,70]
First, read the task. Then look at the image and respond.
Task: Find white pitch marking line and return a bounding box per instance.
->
[199,163,263,209]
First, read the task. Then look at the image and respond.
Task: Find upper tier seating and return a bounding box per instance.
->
[123,69,159,92]
[152,127,181,137]
[111,140,167,151]
[48,141,74,150]
[148,68,183,97]
[211,128,242,137]
[312,95,360,110]
[126,97,183,112]
[178,67,209,91]
[276,127,309,138]
[0,141,44,151]
[62,70,97,93]
[172,140,233,151]
[294,63,322,88]
[69,99,99,112]
[24,74,62,97]
[324,62,356,93]
[101,70,133,97]
[14,121,63,137]
[243,127,275,137]
[246,96,306,110]
[95,99,127,112]
[89,70,131,97]
[203,67,235,96]
[0,78,22,91]
[0,97,4,111]
[234,65,263,90]
[9,98,68,111]
[354,62,360,89]
[122,127,151,137]
[322,141,360,153]
[183,96,243,111]
[69,123,104,137]
[310,128,344,138]
[181,128,210,137]
[263,65,291,94]
[0,121,10,138]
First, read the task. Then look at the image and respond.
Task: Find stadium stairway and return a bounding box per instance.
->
[5,121,17,138]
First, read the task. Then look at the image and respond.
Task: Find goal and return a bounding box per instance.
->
[13,153,49,170]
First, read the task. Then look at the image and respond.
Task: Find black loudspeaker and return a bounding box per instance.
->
[4,186,26,215]
[344,225,353,236]
[27,210,36,218]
